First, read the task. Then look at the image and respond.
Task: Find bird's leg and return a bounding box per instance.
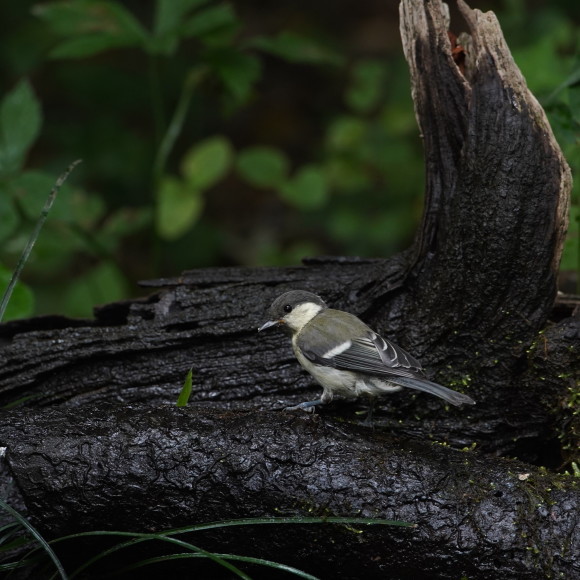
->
[361,396,377,427]
[283,399,324,413]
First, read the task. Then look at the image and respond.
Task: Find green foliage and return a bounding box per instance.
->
[237,146,290,188]
[0,80,41,176]
[156,176,203,240]
[0,265,34,321]
[346,59,388,113]
[280,165,328,209]
[181,135,232,189]
[0,1,577,318]
[157,136,232,240]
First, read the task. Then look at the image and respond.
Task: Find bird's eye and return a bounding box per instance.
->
[283,304,292,313]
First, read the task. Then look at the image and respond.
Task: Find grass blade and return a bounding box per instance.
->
[159,515,417,535]
[51,531,249,580]
[0,498,67,579]
[0,160,82,322]
[176,367,193,407]
[37,516,414,578]
[114,551,320,579]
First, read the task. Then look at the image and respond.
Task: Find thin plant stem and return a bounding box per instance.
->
[150,66,206,275]
[0,499,67,580]
[0,160,82,322]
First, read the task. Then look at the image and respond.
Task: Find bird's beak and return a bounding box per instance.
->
[258,319,283,332]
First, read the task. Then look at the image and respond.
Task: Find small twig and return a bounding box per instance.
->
[0,159,82,322]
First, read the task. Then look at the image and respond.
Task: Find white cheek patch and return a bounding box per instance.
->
[323,340,352,359]
[285,302,323,330]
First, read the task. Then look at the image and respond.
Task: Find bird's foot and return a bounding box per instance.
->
[283,399,323,413]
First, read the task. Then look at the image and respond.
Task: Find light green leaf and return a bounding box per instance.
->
[181,136,232,190]
[0,265,34,321]
[177,367,194,406]
[33,0,149,58]
[279,165,329,209]
[236,146,289,188]
[251,32,344,66]
[156,177,203,240]
[182,4,237,40]
[0,80,42,175]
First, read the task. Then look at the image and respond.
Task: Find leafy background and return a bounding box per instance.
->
[0,0,578,320]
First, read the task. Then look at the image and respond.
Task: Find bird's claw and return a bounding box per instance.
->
[283,403,315,413]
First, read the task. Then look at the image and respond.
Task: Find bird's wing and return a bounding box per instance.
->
[297,310,423,379]
[329,335,423,379]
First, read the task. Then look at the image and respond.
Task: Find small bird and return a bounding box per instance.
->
[258,290,475,412]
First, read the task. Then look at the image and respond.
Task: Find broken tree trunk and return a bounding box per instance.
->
[0,0,577,578]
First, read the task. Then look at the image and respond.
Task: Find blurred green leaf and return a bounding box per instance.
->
[68,190,107,229]
[101,206,152,239]
[326,117,367,152]
[545,63,580,104]
[568,71,580,123]
[251,31,344,66]
[14,227,81,274]
[379,102,418,135]
[0,80,42,176]
[152,0,212,54]
[182,3,238,42]
[0,264,34,321]
[346,60,386,113]
[324,158,371,194]
[0,191,19,243]
[236,146,289,188]
[156,177,203,240]
[328,207,361,243]
[513,28,575,96]
[48,35,133,58]
[209,49,261,102]
[181,135,232,190]
[63,261,128,318]
[33,0,149,58]
[10,171,68,221]
[280,165,328,209]
[10,170,107,229]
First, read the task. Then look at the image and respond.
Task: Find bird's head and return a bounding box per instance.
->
[258,290,327,334]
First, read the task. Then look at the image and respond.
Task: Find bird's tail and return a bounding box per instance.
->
[390,376,475,407]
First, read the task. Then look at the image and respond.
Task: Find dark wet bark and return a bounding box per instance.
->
[1,404,579,579]
[0,1,577,578]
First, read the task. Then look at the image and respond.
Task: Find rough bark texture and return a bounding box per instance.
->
[0,0,578,578]
[1,405,579,579]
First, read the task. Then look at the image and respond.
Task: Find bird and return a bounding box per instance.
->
[258,290,475,413]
